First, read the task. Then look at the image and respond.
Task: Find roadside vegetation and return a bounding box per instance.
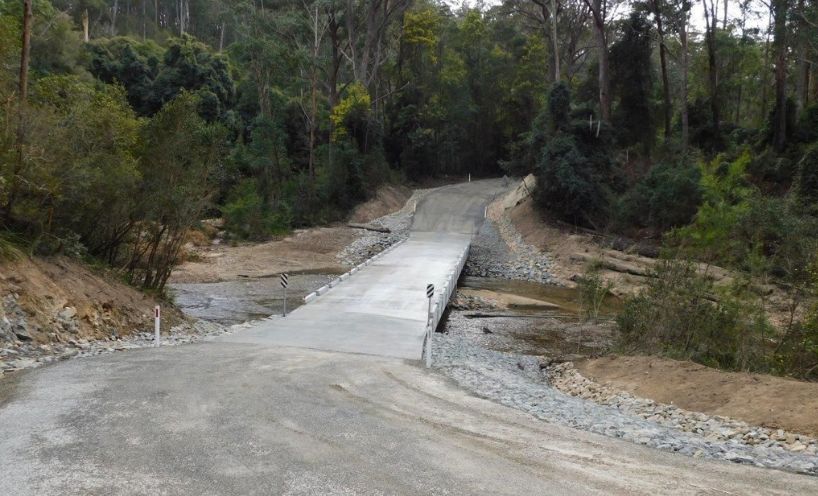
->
[511,3,818,379]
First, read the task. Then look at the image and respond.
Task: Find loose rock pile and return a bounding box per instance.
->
[0,293,32,341]
[449,292,495,311]
[432,332,818,475]
[547,361,818,456]
[465,211,554,284]
[0,319,229,377]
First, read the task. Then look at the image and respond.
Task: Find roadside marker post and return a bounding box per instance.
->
[281,273,289,317]
[425,283,434,368]
[154,305,160,347]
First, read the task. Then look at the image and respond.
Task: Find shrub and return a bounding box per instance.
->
[616,160,701,231]
[222,179,290,240]
[534,83,617,228]
[796,145,818,205]
[577,263,613,322]
[796,103,818,143]
[616,258,771,370]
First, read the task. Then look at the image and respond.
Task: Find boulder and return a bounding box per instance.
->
[58,306,77,320]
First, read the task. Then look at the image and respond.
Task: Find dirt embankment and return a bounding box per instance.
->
[0,255,183,345]
[510,199,656,296]
[576,355,818,438]
[172,184,413,284]
[349,185,412,224]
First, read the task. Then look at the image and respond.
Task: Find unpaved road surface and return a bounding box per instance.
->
[2,343,816,495]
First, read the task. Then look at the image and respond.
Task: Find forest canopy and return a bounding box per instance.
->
[1,0,818,301]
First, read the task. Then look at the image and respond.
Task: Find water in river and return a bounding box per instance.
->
[442,276,618,358]
[170,273,334,325]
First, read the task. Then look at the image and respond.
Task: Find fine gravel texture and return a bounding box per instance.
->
[432,326,818,476]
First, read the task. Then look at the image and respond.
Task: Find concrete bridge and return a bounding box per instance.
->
[221,179,506,359]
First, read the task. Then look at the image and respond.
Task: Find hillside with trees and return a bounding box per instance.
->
[1,0,818,377]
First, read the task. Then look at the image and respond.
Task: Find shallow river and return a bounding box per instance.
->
[170,273,334,325]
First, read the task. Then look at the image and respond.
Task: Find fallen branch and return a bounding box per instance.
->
[571,253,654,278]
[348,223,391,233]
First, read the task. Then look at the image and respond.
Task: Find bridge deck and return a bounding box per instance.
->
[220,232,471,359]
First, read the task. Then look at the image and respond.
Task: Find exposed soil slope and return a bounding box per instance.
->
[0,255,183,344]
[576,355,818,438]
[348,184,412,223]
[509,198,656,296]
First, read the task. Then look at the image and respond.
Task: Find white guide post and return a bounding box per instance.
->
[281,273,289,317]
[154,305,160,347]
[425,283,435,368]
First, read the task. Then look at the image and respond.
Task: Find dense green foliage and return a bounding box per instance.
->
[1,0,555,289]
[533,83,617,228]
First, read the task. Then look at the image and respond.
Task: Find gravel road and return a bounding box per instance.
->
[2,343,817,495]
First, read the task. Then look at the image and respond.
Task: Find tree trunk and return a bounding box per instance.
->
[111,0,118,36]
[702,0,720,135]
[5,0,33,223]
[532,0,559,83]
[680,6,689,150]
[651,0,671,140]
[795,0,809,114]
[595,22,610,120]
[308,3,319,180]
[722,0,727,28]
[760,9,773,126]
[328,14,341,109]
[82,9,90,42]
[551,0,560,81]
[736,82,742,124]
[772,0,788,151]
[584,0,610,120]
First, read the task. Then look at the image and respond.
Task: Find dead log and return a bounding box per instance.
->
[348,223,391,233]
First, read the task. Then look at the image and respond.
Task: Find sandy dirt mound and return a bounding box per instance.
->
[576,355,818,437]
[509,197,655,296]
[0,256,183,344]
[348,185,412,224]
[171,226,355,284]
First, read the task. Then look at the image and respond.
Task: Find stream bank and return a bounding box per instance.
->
[434,188,818,476]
